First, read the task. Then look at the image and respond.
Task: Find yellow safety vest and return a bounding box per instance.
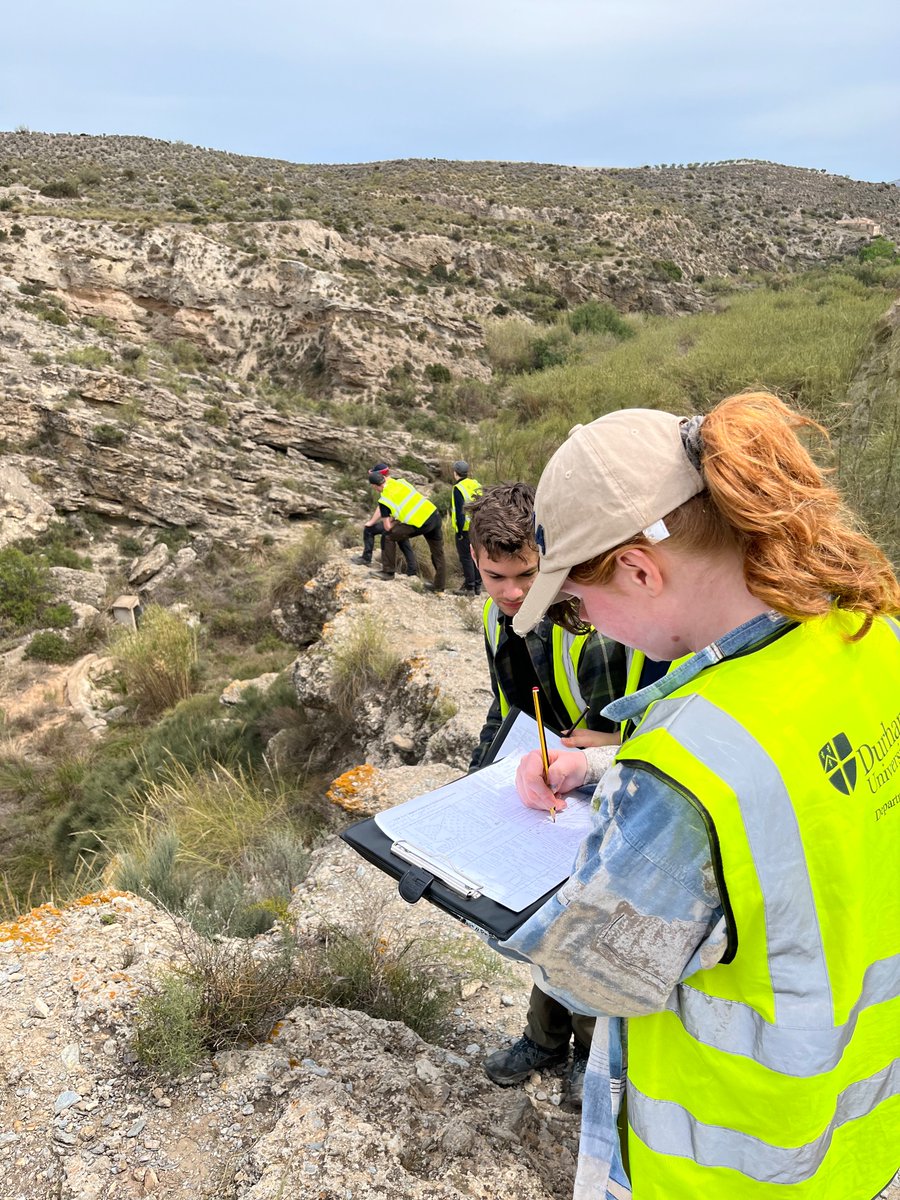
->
[618,609,900,1199]
[482,597,588,726]
[451,477,482,533]
[378,477,436,529]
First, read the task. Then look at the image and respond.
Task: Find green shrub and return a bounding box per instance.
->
[24,631,80,664]
[567,300,635,339]
[133,972,206,1073]
[134,936,301,1072]
[42,602,75,629]
[271,193,293,219]
[39,179,81,199]
[268,527,334,607]
[168,338,205,372]
[118,535,144,558]
[92,423,126,446]
[424,362,452,384]
[0,548,52,635]
[331,614,403,718]
[296,925,456,1043]
[110,604,198,716]
[67,346,114,370]
[483,316,538,374]
[652,258,683,281]
[530,333,569,371]
[858,236,896,263]
[17,521,93,570]
[203,405,228,427]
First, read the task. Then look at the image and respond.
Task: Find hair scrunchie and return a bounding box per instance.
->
[680,414,705,472]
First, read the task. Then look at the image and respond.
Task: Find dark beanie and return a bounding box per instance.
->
[368,470,386,486]
[453,460,469,476]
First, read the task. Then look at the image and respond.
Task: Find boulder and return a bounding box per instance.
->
[0,464,55,547]
[128,542,170,586]
[48,566,108,608]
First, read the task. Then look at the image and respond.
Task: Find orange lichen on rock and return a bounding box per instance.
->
[0,903,64,950]
[326,764,379,814]
[0,891,132,952]
[71,891,131,908]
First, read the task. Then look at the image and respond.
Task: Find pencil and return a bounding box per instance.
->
[532,687,556,822]
[564,704,590,736]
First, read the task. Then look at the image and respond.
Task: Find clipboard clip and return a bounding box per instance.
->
[391,840,484,900]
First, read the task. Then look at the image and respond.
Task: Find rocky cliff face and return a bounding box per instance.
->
[2,134,899,539]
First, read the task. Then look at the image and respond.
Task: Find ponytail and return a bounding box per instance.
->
[700,392,900,636]
[570,392,900,638]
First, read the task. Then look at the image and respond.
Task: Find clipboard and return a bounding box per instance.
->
[339,707,571,940]
[339,815,562,940]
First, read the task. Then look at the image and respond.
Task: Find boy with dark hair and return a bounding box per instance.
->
[468,482,627,1103]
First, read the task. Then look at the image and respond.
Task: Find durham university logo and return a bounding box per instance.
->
[819,733,857,795]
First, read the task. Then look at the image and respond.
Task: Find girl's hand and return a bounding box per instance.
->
[560,729,621,749]
[515,748,588,812]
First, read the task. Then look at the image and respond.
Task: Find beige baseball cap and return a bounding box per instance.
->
[512,408,705,635]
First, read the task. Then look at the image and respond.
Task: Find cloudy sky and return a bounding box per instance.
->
[3,0,898,180]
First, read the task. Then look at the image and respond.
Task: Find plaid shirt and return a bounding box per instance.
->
[469,607,627,771]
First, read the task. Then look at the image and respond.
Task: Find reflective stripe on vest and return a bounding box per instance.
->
[451,477,481,532]
[482,598,588,724]
[618,611,900,1198]
[379,477,436,528]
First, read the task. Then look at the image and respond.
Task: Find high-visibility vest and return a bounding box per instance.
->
[451,477,482,533]
[378,477,436,528]
[482,597,588,726]
[617,609,900,1199]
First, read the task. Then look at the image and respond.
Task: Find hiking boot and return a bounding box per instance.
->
[370,572,395,582]
[351,555,372,565]
[453,585,477,596]
[483,1035,567,1086]
[423,583,444,593]
[568,1042,589,1109]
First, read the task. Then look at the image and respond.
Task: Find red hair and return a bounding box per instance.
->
[569,392,900,638]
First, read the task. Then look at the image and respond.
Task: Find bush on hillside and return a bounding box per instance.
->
[134,936,300,1072]
[268,527,334,608]
[331,614,403,719]
[24,631,81,664]
[39,179,80,199]
[858,236,896,263]
[567,300,635,339]
[110,604,198,717]
[0,548,53,635]
[133,920,458,1074]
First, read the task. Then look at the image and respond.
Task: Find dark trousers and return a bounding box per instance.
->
[455,530,481,592]
[383,511,446,590]
[363,520,417,574]
[524,983,595,1053]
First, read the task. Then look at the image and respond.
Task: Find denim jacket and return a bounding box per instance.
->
[499,609,792,1200]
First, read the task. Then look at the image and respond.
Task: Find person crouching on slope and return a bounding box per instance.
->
[368,470,446,593]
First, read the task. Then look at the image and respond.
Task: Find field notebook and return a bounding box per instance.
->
[340,709,595,940]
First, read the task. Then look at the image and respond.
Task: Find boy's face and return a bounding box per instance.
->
[473,547,540,618]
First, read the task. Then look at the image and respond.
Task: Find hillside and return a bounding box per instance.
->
[1,133,899,1200]
[2,132,899,541]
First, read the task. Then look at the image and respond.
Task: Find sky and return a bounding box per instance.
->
[3,0,898,181]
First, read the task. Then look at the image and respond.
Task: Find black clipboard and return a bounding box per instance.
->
[339,707,564,940]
